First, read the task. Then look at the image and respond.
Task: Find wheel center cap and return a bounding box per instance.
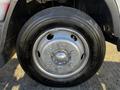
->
[55,51,67,60]
[53,51,69,65]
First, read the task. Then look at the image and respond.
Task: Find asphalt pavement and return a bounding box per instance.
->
[0,42,120,90]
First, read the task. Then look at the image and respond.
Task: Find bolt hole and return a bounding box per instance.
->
[71,35,77,41]
[47,34,54,40]
[37,51,41,57]
[81,54,85,60]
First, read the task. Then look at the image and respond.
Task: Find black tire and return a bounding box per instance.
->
[16,6,106,87]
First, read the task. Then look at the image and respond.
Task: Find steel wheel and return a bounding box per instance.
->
[32,27,89,81]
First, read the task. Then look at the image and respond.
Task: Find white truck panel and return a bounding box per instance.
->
[0,0,10,21]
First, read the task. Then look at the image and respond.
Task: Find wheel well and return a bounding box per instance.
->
[4,0,113,59]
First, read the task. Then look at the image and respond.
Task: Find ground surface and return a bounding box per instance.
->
[0,42,120,90]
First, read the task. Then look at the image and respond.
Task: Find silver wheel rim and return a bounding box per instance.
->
[32,27,90,82]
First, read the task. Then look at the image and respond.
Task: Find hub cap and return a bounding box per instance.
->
[32,27,89,81]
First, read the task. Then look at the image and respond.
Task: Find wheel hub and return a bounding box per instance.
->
[32,27,89,81]
[53,51,69,65]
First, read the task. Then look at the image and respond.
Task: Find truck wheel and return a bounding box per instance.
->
[16,6,106,87]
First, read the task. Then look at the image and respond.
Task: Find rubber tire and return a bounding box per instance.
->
[16,6,106,87]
